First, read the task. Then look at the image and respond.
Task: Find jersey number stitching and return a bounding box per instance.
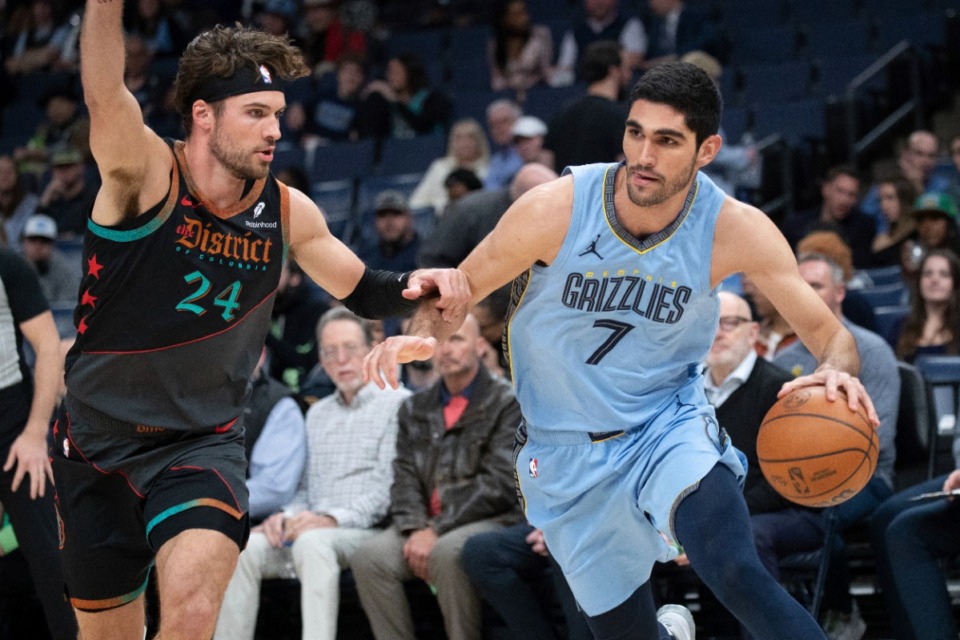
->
[587,319,634,365]
[176,271,243,321]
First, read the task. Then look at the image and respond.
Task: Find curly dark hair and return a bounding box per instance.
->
[628,61,722,147]
[173,25,309,135]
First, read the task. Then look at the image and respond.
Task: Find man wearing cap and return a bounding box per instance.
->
[20,214,81,306]
[910,191,960,269]
[35,147,98,239]
[13,86,90,180]
[483,100,524,191]
[360,190,421,275]
[512,115,554,169]
[55,5,467,639]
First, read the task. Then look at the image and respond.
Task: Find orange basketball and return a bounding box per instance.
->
[757,386,878,508]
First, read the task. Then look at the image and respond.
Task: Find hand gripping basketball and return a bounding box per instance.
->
[757,386,879,507]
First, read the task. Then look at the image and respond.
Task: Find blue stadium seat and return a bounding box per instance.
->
[800,20,875,59]
[310,139,375,182]
[452,89,514,123]
[51,302,76,339]
[310,179,356,243]
[751,99,825,143]
[815,54,884,98]
[859,283,909,308]
[446,26,492,92]
[721,0,788,32]
[522,84,584,123]
[385,28,448,62]
[728,25,799,65]
[787,0,861,25]
[873,304,909,345]
[739,61,812,105]
[857,264,906,287]
[356,173,424,215]
[875,11,947,50]
[378,134,447,177]
[271,143,306,174]
[721,106,750,145]
[2,102,46,143]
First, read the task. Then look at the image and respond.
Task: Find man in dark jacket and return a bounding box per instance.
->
[351,314,522,640]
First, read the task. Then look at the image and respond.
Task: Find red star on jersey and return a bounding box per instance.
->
[77,316,89,335]
[87,254,104,279]
[80,289,97,308]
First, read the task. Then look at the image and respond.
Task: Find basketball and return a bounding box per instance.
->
[757,386,878,508]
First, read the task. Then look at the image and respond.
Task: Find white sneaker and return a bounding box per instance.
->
[823,601,866,640]
[657,604,696,640]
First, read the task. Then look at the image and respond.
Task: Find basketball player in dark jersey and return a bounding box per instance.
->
[51,3,468,639]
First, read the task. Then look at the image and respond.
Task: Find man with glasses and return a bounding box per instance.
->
[215,307,411,640]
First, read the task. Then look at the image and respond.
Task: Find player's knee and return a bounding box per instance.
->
[160,590,222,638]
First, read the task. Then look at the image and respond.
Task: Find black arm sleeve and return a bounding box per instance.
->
[339,268,420,319]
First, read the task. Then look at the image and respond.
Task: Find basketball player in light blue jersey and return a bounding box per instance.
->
[365,62,878,640]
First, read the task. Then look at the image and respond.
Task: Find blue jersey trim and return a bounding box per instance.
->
[88,211,170,242]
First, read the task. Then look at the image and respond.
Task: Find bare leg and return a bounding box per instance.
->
[75,596,147,640]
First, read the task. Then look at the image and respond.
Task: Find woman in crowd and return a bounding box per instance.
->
[361,52,452,139]
[409,118,489,213]
[891,248,960,361]
[487,0,554,98]
[871,174,917,268]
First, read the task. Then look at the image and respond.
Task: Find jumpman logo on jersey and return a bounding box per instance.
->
[675,395,695,413]
[578,234,604,259]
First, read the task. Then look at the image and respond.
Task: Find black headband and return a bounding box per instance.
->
[192,63,289,104]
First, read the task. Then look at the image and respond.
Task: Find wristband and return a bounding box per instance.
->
[340,268,420,319]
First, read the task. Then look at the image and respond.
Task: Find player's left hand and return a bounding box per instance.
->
[778,367,879,427]
[364,335,438,390]
[3,426,54,499]
[404,268,471,323]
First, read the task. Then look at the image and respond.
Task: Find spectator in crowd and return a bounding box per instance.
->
[772,253,899,639]
[861,130,949,230]
[254,0,300,41]
[947,132,960,205]
[286,52,368,144]
[266,260,331,392]
[0,155,39,251]
[870,431,960,640]
[14,85,90,180]
[299,0,368,78]
[216,308,409,640]
[471,286,511,379]
[123,33,168,122]
[361,53,452,140]
[545,40,627,172]
[122,0,191,57]
[3,0,73,76]
[410,118,490,214]
[640,0,722,68]
[35,147,98,239]
[19,214,80,306]
[487,0,554,99]
[681,50,758,197]
[351,314,523,640]
[483,99,524,191]
[0,246,77,639]
[903,192,960,281]
[890,248,960,362]
[741,273,796,360]
[512,115,554,169]
[554,0,645,86]
[359,190,421,274]
[462,521,593,640]
[796,230,878,334]
[443,168,484,206]
[870,173,918,269]
[781,165,876,269]
[419,163,558,268]
[242,348,307,524]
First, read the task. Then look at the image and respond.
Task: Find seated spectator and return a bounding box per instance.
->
[409,118,490,214]
[869,432,960,640]
[122,0,191,58]
[741,273,796,360]
[545,40,627,172]
[512,115,554,170]
[890,248,960,362]
[947,132,960,206]
[870,174,918,269]
[287,52,368,144]
[359,190,421,273]
[781,165,876,269]
[3,0,72,76]
[123,33,168,121]
[20,214,80,306]
[902,192,960,281]
[640,0,722,69]
[0,155,39,250]
[361,53,452,140]
[419,163,557,268]
[483,99,524,191]
[461,522,592,640]
[487,0,554,100]
[35,147,98,239]
[254,0,300,41]
[472,286,511,380]
[300,0,367,79]
[243,348,307,524]
[443,168,484,207]
[772,253,899,638]
[14,85,90,181]
[554,0,645,86]
[796,230,878,334]
[351,314,523,640]
[216,308,410,640]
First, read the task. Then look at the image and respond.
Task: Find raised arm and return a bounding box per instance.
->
[81,0,170,223]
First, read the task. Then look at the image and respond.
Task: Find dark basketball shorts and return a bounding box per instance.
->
[50,398,250,611]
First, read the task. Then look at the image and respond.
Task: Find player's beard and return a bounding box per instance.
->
[625,155,698,207]
[210,123,269,180]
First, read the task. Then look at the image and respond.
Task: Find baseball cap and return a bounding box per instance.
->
[914,192,959,220]
[374,190,409,213]
[50,147,84,167]
[23,214,58,241]
[512,115,548,139]
[262,0,297,19]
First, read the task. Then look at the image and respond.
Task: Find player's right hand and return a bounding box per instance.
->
[363,335,437,389]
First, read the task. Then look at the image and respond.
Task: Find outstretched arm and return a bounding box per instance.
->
[82,0,170,224]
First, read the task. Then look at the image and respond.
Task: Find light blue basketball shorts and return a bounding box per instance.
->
[514,383,747,616]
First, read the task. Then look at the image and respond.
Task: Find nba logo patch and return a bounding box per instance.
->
[259,64,273,84]
[528,458,538,478]
[62,437,69,458]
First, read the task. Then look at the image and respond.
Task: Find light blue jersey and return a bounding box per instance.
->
[506,162,726,433]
